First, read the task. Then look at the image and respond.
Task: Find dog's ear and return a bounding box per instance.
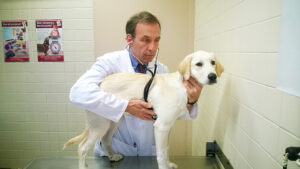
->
[178,54,192,80]
[215,58,224,77]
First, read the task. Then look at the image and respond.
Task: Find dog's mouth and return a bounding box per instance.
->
[208,79,217,85]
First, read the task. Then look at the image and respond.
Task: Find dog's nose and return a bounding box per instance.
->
[208,73,217,81]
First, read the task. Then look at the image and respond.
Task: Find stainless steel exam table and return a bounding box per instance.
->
[23,156,219,169]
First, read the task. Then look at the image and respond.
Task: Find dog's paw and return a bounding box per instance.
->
[109,153,123,162]
[167,162,178,169]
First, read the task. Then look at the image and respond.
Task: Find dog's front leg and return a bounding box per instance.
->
[154,124,177,169]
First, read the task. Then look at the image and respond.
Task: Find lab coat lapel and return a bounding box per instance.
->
[121,49,135,73]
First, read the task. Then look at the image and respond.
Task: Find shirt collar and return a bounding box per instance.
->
[127,47,149,68]
[127,47,139,69]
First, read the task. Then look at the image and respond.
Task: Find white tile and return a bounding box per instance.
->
[256,116,280,160]
[231,78,264,112]
[66,103,83,114]
[18,9,31,20]
[46,93,69,103]
[71,19,94,30]
[30,9,43,19]
[235,126,250,160]
[216,17,280,53]
[227,53,279,87]
[257,87,282,124]
[72,8,93,19]
[222,0,281,32]
[42,9,62,19]
[247,138,281,169]
[64,62,77,72]
[42,73,65,83]
[279,93,300,137]
[230,141,253,169]
[61,9,73,19]
[76,41,95,52]
[64,30,94,41]
[68,0,93,8]
[249,53,278,87]
[74,52,95,62]
[75,62,93,73]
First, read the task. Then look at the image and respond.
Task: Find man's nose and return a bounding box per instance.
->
[148,42,157,51]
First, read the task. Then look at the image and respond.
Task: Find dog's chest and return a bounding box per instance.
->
[148,73,187,109]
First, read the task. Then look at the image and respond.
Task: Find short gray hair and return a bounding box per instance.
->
[126,11,161,39]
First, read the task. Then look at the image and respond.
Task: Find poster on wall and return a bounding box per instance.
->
[1,20,29,62]
[36,19,64,62]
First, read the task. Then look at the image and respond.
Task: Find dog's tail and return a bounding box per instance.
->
[63,129,89,150]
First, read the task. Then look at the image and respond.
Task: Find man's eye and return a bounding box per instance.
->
[196,62,203,67]
[142,38,151,43]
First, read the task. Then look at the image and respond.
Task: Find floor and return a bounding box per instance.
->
[23,156,219,169]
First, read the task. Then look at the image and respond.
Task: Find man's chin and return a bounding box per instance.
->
[142,56,155,63]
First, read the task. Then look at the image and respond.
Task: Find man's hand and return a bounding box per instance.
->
[125,99,156,121]
[183,77,203,109]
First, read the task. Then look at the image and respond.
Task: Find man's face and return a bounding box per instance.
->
[129,22,161,63]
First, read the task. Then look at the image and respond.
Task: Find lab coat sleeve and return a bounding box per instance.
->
[69,56,128,123]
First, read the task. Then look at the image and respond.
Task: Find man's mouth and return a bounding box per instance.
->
[145,53,154,56]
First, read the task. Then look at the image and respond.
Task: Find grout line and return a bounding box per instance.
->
[195,15,281,40]
[229,96,299,164]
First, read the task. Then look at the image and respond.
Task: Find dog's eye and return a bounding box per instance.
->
[211,60,215,65]
[196,62,203,67]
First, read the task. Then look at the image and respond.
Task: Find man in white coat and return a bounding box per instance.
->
[69,11,202,156]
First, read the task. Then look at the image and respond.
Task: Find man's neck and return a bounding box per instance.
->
[130,48,144,64]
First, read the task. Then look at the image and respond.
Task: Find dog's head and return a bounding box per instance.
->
[178,50,224,85]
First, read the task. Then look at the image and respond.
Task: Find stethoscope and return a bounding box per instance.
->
[127,45,159,120]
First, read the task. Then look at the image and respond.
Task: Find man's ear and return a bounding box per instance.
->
[215,58,224,77]
[126,34,133,46]
[178,54,192,80]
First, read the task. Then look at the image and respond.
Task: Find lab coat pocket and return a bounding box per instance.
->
[112,137,138,156]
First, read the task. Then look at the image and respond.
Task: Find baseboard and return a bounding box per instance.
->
[206,141,234,169]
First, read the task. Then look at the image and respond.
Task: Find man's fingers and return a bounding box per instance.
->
[138,100,152,109]
[188,77,197,84]
[183,80,192,89]
[189,77,200,87]
[126,99,156,121]
[188,78,203,91]
[143,108,156,116]
[144,114,154,121]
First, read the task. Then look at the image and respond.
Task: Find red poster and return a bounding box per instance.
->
[36,19,64,62]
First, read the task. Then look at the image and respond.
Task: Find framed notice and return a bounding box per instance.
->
[36,19,64,62]
[2,20,29,62]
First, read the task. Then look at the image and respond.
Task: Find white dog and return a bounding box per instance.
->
[64,50,224,169]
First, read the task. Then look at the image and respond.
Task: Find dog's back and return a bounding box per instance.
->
[100,72,151,100]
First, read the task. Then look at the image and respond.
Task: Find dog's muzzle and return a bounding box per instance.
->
[208,73,217,84]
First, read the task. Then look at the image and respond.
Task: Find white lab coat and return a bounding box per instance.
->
[69,49,198,156]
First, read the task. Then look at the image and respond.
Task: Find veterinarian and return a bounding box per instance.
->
[69,11,203,156]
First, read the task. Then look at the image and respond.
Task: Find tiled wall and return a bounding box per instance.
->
[0,0,94,168]
[192,0,300,169]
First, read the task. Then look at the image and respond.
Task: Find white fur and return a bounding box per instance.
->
[64,50,223,169]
